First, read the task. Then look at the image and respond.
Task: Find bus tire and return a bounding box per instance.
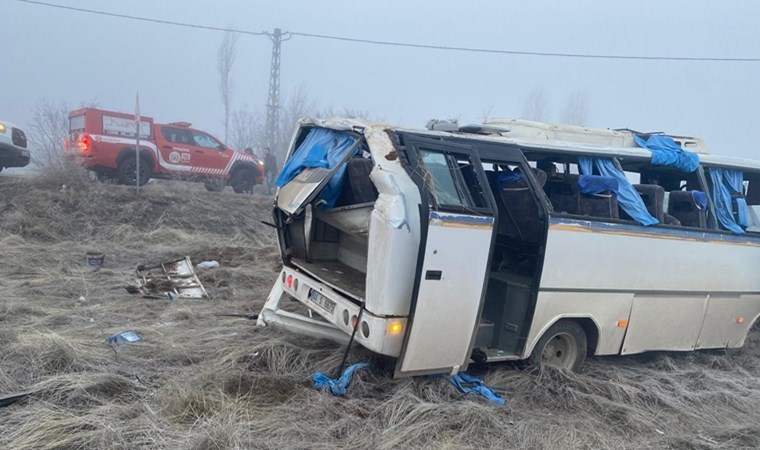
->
[230,168,255,194]
[529,320,587,371]
[117,157,152,186]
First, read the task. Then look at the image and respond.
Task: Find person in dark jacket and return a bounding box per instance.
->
[263,147,278,195]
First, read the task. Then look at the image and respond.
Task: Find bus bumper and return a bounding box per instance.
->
[257,266,407,357]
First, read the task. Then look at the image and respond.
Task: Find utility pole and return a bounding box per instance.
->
[265,28,283,152]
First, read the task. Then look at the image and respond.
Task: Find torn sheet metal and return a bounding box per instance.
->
[135,257,209,300]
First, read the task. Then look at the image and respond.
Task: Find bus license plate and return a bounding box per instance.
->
[309,289,336,314]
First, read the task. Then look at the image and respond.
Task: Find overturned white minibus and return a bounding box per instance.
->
[258,118,760,377]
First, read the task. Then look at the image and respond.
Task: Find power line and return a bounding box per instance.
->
[14,0,760,62]
[289,31,760,62]
[14,0,268,36]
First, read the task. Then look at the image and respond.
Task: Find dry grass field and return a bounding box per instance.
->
[2,173,760,449]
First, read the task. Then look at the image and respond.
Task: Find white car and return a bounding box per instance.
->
[0,120,30,172]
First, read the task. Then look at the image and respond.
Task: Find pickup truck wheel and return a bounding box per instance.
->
[117,158,152,186]
[528,320,587,371]
[204,178,226,192]
[231,168,255,194]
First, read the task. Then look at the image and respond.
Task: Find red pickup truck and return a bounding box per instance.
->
[65,107,264,192]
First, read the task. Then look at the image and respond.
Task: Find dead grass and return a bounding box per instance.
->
[2,174,760,449]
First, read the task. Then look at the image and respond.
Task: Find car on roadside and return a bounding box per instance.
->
[0,120,30,172]
[65,107,264,192]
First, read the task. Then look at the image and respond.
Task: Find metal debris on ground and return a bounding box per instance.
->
[134,257,209,300]
[86,251,105,268]
[0,392,30,408]
[107,330,143,349]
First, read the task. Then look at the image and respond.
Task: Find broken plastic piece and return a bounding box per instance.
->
[312,363,369,396]
[197,260,220,269]
[449,373,505,405]
[107,330,143,349]
[135,257,209,300]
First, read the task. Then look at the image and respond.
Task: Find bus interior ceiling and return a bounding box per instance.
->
[286,155,379,300]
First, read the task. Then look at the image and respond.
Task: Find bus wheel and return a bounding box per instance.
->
[117,158,152,186]
[529,320,587,371]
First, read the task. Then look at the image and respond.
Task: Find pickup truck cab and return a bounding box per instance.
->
[0,120,30,172]
[65,107,264,192]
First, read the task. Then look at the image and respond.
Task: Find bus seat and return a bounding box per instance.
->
[668,191,707,228]
[334,157,378,207]
[346,157,378,204]
[579,192,619,219]
[633,184,665,222]
[547,174,580,215]
[499,169,546,243]
[485,170,519,238]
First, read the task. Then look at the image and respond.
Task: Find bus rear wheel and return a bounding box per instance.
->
[529,321,587,371]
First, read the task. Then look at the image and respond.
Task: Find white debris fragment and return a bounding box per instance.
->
[197,260,220,269]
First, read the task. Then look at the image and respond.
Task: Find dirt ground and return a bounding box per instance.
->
[2,174,760,450]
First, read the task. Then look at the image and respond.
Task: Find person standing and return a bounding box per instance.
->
[263,147,278,195]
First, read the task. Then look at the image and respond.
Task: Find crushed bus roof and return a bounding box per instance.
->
[298,117,760,172]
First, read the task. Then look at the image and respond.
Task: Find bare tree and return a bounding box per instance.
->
[560,90,590,126]
[27,100,69,169]
[27,99,98,172]
[217,30,239,145]
[228,107,262,154]
[271,85,318,157]
[521,87,550,122]
[481,106,494,123]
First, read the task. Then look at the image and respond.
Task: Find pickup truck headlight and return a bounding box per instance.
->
[0,123,6,134]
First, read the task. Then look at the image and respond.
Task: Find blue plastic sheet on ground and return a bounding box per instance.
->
[107,330,142,349]
[449,373,505,405]
[312,363,370,396]
[708,168,745,234]
[633,134,700,173]
[579,157,659,226]
[578,175,618,195]
[275,128,358,209]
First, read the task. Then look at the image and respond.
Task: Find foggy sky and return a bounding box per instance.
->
[4,0,760,159]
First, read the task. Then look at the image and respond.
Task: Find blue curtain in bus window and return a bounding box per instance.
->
[275,128,358,208]
[579,157,659,226]
[707,168,745,234]
[724,170,749,227]
[633,134,700,173]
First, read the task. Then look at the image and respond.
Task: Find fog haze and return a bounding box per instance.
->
[4,0,760,157]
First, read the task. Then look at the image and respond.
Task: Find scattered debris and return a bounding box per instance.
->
[196,260,220,270]
[0,392,30,408]
[313,362,370,396]
[449,373,505,405]
[214,313,258,320]
[107,330,143,349]
[134,257,209,300]
[86,251,105,268]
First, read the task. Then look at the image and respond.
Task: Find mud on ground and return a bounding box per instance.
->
[1,175,760,449]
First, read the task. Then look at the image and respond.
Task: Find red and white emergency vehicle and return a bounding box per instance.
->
[65,107,264,192]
